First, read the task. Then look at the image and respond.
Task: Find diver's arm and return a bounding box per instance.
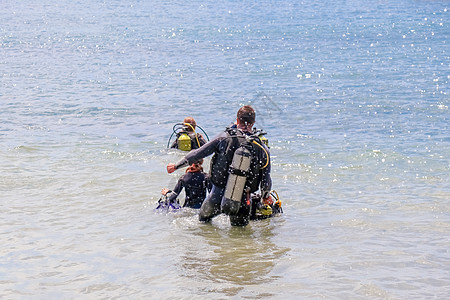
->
[167,178,184,202]
[260,170,272,204]
[260,167,272,195]
[260,145,272,198]
[172,132,226,170]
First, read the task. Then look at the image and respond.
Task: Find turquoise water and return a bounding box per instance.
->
[1,0,449,298]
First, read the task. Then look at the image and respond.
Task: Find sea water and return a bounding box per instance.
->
[1,0,449,298]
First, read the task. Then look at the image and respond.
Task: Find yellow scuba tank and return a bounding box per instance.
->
[253,128,268,147]
[177,133,191,151]
[259,135,268,147]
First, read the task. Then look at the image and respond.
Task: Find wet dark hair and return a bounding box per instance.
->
[237,105,255,125]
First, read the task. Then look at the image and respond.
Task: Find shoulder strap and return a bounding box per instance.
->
[225,126,237,136]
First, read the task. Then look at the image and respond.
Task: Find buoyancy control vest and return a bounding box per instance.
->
[210,128,268,192]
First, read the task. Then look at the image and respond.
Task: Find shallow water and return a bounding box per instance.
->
[1,0,449,298]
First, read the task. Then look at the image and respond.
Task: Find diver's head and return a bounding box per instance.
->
[237,105,255,130]
[183,117,197,132]
[186,158,204,173]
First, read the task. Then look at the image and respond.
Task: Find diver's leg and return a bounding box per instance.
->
[199,184,224,222]
[229,193,251,226]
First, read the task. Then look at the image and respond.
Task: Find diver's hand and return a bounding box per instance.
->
[167,163,176,173]
[161,188,170,195]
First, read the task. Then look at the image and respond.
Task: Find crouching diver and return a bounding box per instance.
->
[167,105,272,226]
[250,190,283,220]
[159,159,210,209]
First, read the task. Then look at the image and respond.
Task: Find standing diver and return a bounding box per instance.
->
[167,106,272,226]
[169,117,207,151]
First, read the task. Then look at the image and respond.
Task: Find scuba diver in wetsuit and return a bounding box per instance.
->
[167,105,272,226]
[160,159,210,209]
[170,117,207,151]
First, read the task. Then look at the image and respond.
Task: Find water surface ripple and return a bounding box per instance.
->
[1,0,449,298]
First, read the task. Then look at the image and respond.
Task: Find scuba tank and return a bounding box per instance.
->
[253,128,268,147]
[259,135,268,147]
[167,122,210,151]
[177,132,191,151]
[221,145,252,215]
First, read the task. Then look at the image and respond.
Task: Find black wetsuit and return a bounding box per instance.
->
[174,127,271,225]
[167,171,209,209]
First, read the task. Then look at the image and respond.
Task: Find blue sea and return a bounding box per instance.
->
[1,0,449,298]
